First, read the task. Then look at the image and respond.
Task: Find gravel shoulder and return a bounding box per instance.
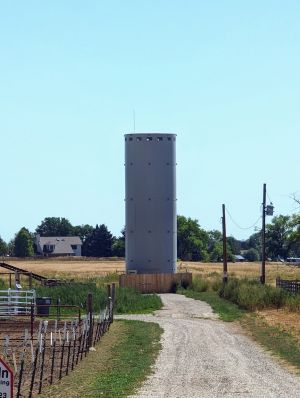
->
[116,294,300,398]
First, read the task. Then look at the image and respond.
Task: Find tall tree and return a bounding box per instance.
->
[266,215,292,259]
[73,224,94,242]
[82,224,114,257]
[207,230,236,262]
[207,230,223,261]
[0,236,8,256]
[177,216,209,261]
[243,231,261,252]
[36,217,74,237]
[112,228,125,257]
[14,227,34,257]
[7,240,15,256]
[288,214,300,257]
[227,236,242,255]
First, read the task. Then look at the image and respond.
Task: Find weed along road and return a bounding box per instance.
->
[117,294,300,398]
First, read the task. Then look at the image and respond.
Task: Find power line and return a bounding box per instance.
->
[266,190,272,204]
[225,208,262,231]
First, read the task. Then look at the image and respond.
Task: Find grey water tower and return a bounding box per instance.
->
[125,133,177,274]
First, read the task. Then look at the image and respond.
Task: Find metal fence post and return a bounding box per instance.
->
[87,293,93,349]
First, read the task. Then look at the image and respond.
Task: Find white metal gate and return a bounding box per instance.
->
[0,289,36,317]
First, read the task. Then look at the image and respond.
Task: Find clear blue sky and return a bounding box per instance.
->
[1,1,300,242]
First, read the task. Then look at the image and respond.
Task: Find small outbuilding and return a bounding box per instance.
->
[234,254,245,262]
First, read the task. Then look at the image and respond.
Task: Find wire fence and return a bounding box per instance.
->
[276,277,300,294]
[0,290,114,398]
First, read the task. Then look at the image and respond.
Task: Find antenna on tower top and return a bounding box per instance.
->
[133,109,136,133]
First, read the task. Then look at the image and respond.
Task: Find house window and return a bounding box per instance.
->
[43,244,54,252]
[71,245,77,250]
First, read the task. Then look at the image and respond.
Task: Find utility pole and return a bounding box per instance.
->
[260,183,266,284]
[222,204,228,283]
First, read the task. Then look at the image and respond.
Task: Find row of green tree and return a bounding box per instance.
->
[178,214,300,262]
[0,214,300,261]
[0,217,124,258]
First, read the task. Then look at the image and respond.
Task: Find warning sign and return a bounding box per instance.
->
[0,357,13,398]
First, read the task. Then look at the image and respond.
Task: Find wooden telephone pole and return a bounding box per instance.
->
[260,183,267,284]
[222,204,228,283]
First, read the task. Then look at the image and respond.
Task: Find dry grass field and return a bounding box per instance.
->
[1,257,125,279]
[1,258,300,285]
[2,258,300,360]
[178,261,300,285]
[258,308,300,344]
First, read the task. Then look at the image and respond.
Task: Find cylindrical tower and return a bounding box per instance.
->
[125,133,177,274]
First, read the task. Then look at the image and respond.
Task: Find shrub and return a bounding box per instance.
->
[218,278,286,311]
[191,276,209,292]
[210,277,222,292]
[219,278,240,303]
[180,279,190,289]
[237,283,267,310]
[36,282,107,312]
[0,279,6,289]
[264,285,286,309]
[36,283,162,315]
[115,287,162,314]
[285,294,300,312]
[244,248,260,262]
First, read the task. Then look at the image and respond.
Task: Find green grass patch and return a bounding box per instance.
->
[36,282,107,317]
[178,288,245,321]
[36,283,163,317]
[241,315,300,370]
[115,287,163,314]
[190,274,222,293]
[40,320,163,398]
[0,279,6,289]
[91,320,162,397]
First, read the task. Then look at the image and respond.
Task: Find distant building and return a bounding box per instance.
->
[35,235,82,257]
[234,254,245,262]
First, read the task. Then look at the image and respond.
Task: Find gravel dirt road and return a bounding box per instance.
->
[117,294,300,398]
